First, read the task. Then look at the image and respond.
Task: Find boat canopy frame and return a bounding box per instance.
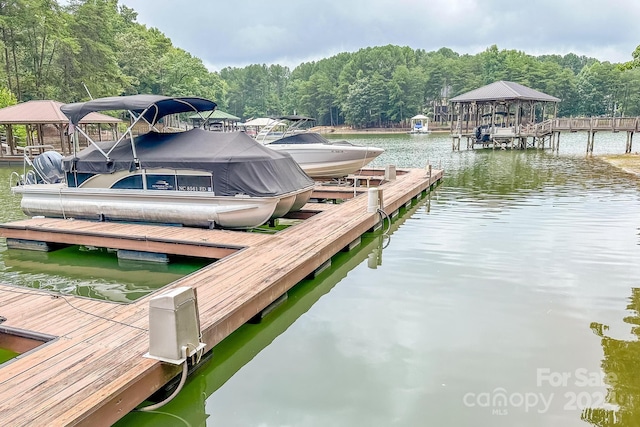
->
[256,115,315,143]
[60,95,218,167]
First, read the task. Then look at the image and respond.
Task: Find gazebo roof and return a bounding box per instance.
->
[188,109,240,121]
[0,100,121,125]
[450,81,560,103]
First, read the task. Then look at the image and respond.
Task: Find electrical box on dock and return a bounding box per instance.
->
[144,287,205,365]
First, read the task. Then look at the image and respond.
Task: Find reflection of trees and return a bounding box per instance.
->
[583,287,640,426]
[444,150,633,212]
[446,150,567,196]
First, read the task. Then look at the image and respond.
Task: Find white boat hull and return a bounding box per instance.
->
[267,144,384,178]
[13,184,312,229]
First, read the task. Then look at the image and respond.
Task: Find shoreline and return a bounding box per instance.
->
[600,154,640,176]
[317,126,451,135]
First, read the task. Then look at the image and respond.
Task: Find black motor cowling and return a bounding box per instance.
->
[31,151,64,184]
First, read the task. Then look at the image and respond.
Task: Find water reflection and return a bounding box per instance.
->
[585,288,640,425]
[3,131,640,425]
[0,348,18,365]
[114,190,434,426]
[0,245,210,303]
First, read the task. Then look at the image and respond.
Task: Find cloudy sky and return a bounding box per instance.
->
[119,0,639,71]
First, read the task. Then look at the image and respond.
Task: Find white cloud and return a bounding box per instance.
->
[120,0,640,69]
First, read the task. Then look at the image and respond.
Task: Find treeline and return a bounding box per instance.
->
[2,0,640,128]
[0,0,225,106]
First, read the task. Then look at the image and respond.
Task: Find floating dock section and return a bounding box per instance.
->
[0,167,442,426]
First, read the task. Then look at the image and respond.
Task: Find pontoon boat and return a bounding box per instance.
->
[12,95,315,229]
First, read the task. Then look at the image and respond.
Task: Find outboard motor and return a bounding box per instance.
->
[31,151,64,184]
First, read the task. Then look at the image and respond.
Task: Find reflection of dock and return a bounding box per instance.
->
[0,167,442,426]
[118,186,435,426]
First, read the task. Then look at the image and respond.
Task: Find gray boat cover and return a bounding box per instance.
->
[61,95,218,126]
[62,129,315,197]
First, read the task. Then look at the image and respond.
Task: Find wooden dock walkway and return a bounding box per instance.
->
[453,116,640,153]
[0,167,442,426]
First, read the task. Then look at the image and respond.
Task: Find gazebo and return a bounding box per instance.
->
[449,81,560,149]
[188,109,241,132]
[0,100,121,156]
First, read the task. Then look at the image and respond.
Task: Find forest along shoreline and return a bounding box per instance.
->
[314,126,451,134]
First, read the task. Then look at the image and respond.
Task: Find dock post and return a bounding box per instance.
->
[367,188,380,213]
[384,165,396,181]
[367,236,383,269]
[452,136,460,151]
[587,131,595,155]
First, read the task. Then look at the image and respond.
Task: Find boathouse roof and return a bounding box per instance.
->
[450,81,560,103]
[188,109,240,121]
[0,99,121,124]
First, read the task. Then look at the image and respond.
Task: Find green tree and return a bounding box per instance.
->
[342,71,372,127]
[0,0,74,100]
[388,65,423,122]
[576,61,622,116]
[0,85,15,106]
[618,68,640,116]
[64,0,125,99]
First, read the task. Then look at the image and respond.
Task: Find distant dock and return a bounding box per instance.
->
[452,117,640,153]
[0,166,442,426]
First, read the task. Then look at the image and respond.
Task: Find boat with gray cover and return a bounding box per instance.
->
[12,95,315,229]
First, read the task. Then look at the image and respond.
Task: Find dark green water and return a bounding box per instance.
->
[3,132,640,426]
[0,169,211,303]
[0,348,18,365]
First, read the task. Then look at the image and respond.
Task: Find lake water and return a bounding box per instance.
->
[2,131,640,426]
[0,169,211,302]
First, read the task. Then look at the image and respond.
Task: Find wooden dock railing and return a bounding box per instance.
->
[540,117,640,133]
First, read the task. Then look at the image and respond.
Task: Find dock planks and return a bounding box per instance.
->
[0,167,442,426]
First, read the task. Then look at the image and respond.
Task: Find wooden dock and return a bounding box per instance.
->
[0,167,442,426]
[452,116,640,153]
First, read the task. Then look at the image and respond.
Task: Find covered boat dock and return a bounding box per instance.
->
[188,109,241,132]
[449,80,560,150]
